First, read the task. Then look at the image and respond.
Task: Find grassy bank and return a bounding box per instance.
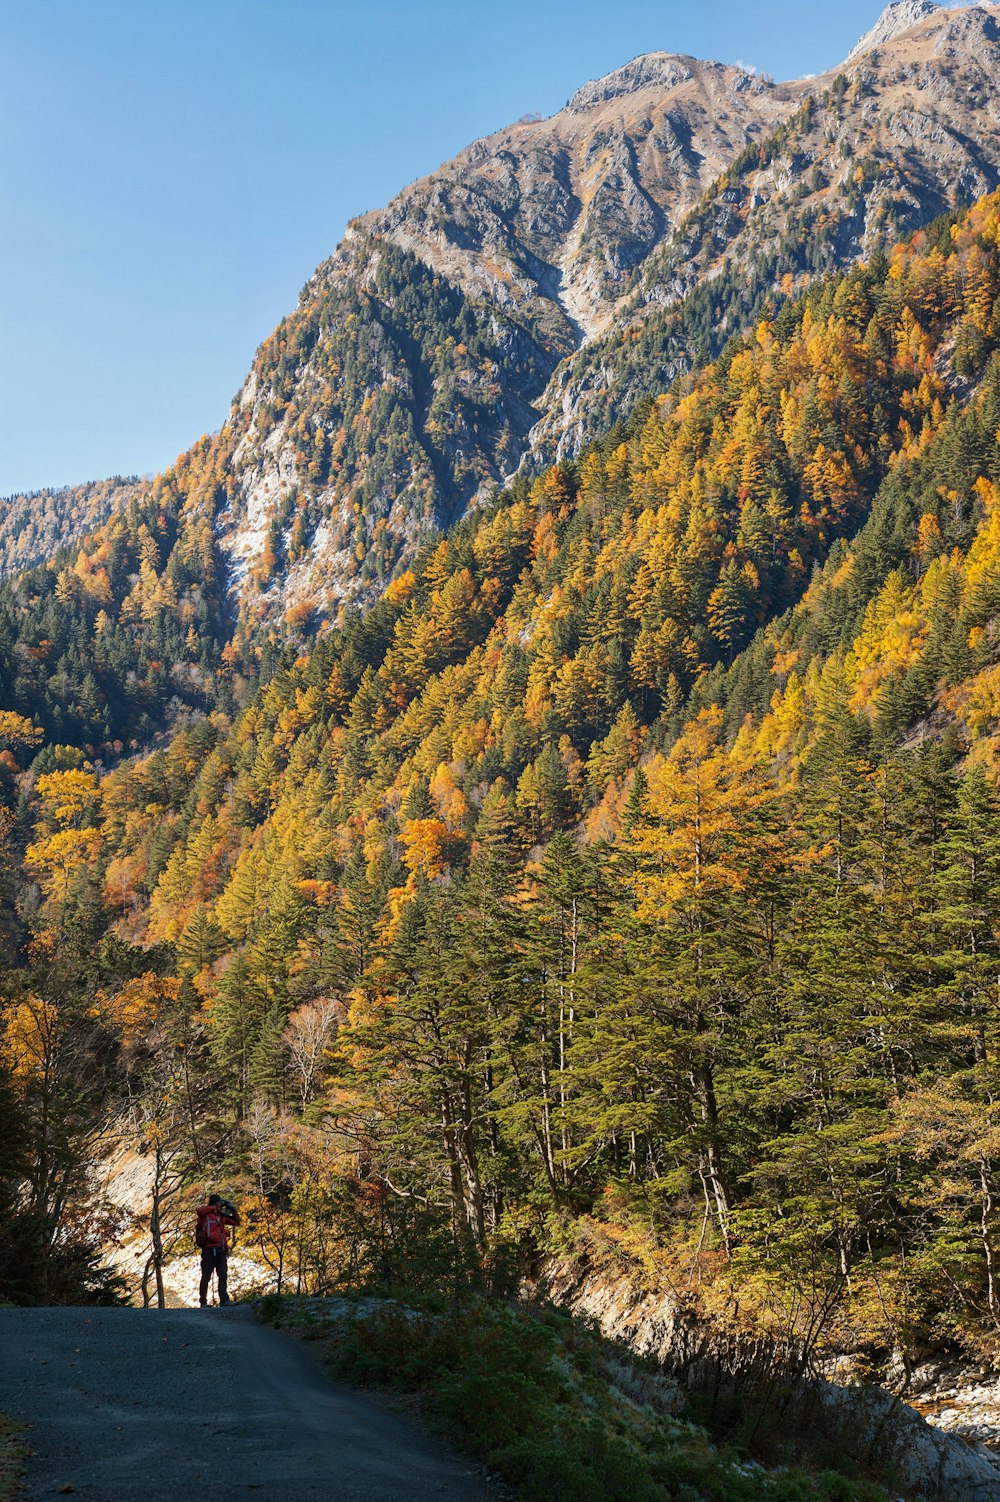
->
[0,1416,25,1501]
[257,1293,888,1502]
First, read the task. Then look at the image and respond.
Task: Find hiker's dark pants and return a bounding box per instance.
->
[199,1246,229,1305]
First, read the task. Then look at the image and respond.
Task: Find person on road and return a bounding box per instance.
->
[195,1193,240,1306]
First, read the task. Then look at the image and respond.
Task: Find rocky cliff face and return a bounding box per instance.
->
[212,1,1000,628]
[217,53,797,626]
[530,1,1000,462]
[359,52,792,341]
[546,1258,1000,1502]
[847,0,944,61]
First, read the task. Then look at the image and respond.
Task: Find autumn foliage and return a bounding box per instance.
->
[7,192,1000,1376]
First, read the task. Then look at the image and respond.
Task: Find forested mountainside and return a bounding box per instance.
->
[7,183,1000,1417]
[219,0,1000,621]
[532,1,1000,461]
[13,3,1000,643]
[0,476,142,578]
[0,436,241,752]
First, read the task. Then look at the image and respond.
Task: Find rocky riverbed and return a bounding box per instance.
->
[899,1360,1000,1450]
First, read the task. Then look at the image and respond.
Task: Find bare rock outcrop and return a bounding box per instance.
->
[848,0,942,61]
[546,1257,1000,1502]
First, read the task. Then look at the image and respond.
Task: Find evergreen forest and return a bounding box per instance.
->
[7,185,1000,1459]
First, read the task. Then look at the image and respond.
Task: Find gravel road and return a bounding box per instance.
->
[0,1306,495,1500]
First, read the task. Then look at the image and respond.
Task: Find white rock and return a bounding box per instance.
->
[847,0,942,61]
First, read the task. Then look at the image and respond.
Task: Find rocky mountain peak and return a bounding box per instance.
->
[931,1,1000,49]
[566,53,694,112]
[124,0,1000,626]
[847,0,942,60]
[565,51,770,114]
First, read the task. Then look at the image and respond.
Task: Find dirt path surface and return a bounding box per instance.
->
[0,1306,495,1501]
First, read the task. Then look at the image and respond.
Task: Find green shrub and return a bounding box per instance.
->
[259,1294,889,1502]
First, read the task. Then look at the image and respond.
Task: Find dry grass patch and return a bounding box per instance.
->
[0,1416,26,1501]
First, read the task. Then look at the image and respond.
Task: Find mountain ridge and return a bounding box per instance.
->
[15,3,1000,635]
[201,0,1000,626]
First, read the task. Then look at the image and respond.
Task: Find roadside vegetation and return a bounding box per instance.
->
[0,1416,26,1502]
[258,1292,890,1502]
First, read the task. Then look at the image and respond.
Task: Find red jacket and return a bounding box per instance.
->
[196,1203,239,1251]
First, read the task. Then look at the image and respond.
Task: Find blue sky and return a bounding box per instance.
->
[1,0,914,495]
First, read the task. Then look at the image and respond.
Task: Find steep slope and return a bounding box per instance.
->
[216,1,1000,624]
[694,330,1000,758]
[531,1,1000,460]
[125,189,1000,908]
[14,4,1000,640]
[846,0,942,61]
[218,57,795,625]
[353,53,792,342]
